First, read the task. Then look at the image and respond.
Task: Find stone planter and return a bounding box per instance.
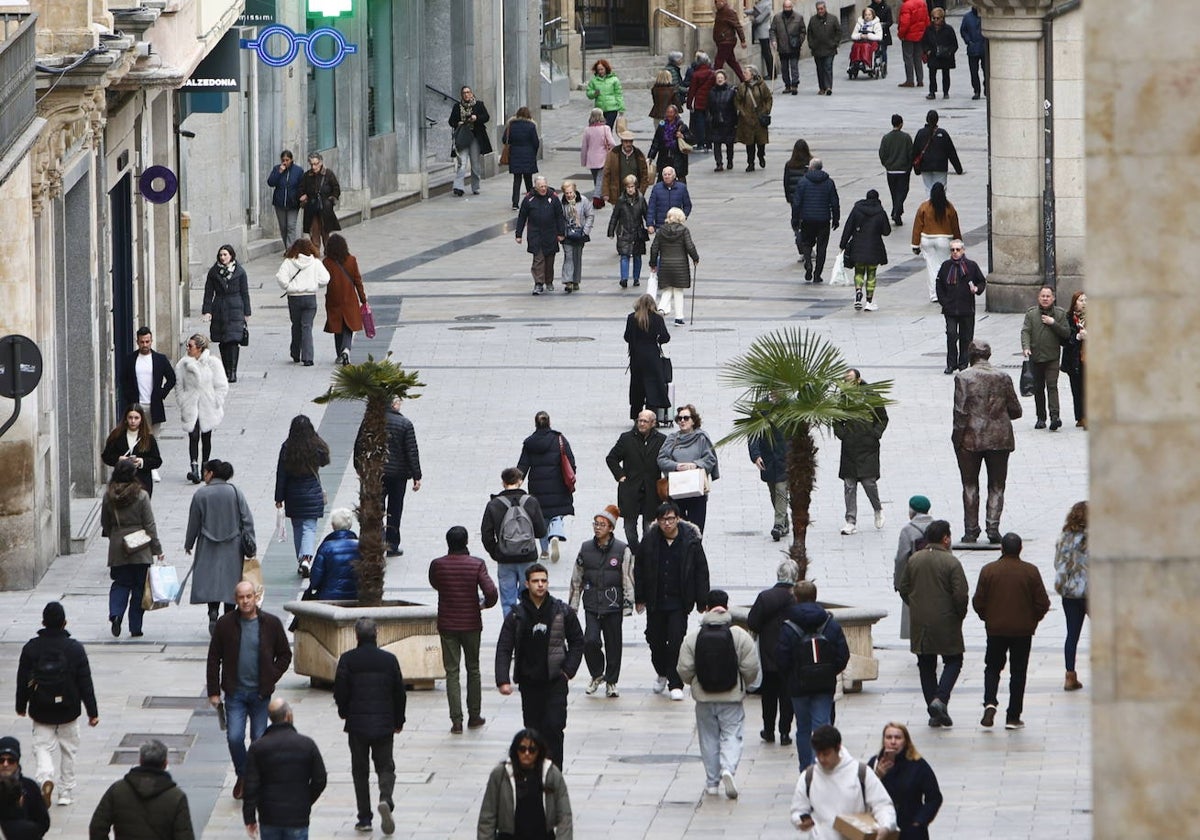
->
[283,600,445,690]
[729,602,887,694]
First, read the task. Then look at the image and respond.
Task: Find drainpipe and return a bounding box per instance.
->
[1042,0,1082,289]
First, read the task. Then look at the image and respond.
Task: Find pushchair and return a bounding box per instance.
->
[847,40,885,79]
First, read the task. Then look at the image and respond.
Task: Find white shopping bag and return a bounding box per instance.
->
[274,508,288,542]
[830,254,852,286]
[668,469,707,499]
[646,270,659,301]
[149,563,181,603]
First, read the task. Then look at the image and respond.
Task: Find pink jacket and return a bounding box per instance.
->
[580,123,617,169]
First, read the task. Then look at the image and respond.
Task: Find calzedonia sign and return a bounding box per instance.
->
[182,30,240,91]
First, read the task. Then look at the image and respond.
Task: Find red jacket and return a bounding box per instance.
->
[686,64,717,111]
[429,550,499,633]
[898,0,929,42]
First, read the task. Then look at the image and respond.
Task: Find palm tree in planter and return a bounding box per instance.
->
[313,353,423,606]
[717,328,893,581]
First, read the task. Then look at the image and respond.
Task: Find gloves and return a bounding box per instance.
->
[831,221,839,230]
[912,247,921,255]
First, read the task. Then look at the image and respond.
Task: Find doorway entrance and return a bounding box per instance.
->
[578,0,649,49]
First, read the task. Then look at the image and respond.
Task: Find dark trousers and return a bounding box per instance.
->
[713,42,744,83]
[622,489,658,553]
[333,328,354,357]
[798,221,832,279]
[218,341,240,378]
[381,473,408,549]
[519,678,569,768]
[645,608,688,689]
[759,669,794,737]
[1031,359,1061,422]
[968,53,987,95]
[983,635,1032,719]
[348,733,395,822]
[1066,363,1085,422]
[511,172,533,208]
[886,171,911,222]
[583,610,624,683]
[287,294,317,364]
[944,314,975,370]
[928,66,950,95]
[955,447,1009,540]
[187,423,212,465]
[603,110,619,128]
[745,143,765,165]
[779,53,799,88]
[674,494,708,533]
[814,55,834,91]
[757,39,774,78]
[688,111,708,148]
[902,40,923,85]
[109,564,149,634]
[714,141,735,167]
[1062,596,1087,671]
[917,652,963,706]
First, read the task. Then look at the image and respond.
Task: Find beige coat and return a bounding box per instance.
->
[676,609,760,702]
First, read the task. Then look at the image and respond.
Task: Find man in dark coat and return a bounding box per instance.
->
[379,396,421,556]
[912,109,963,194]
[960,5,987,99]
[334,619,406,835]
[0,737,49,836]
[120,327,176,428]
[606,411,667,552]
[790,158,840,283]
[515,176,565,295]
[448,85,492,197]
[838,189,892,311]
[806,1,842,95]
[88,739,193,840]
[769,1,805,95]
[748,420,790,541]
[266,149,304,249]
[953,340,1022,543]
[242,700,326,838]
[834,369,889,535]
[1020,285,1071,431]
[481,468,548,617]
[746,560,798,745]
[936,239,987,373]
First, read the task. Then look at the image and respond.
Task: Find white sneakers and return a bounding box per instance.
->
[57,793,73,807]
[585,676,603,695]
[652,675,669,694]
[705,785,720,796]
[840,520,857,535]
[864,300,879,311]
[721,769,739,800]
[606,683,620,698]
[669,688,685,701]
[874,510,886,529]
[549,537,560,563]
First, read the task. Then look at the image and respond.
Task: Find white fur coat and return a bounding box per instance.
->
[174,349,228,432]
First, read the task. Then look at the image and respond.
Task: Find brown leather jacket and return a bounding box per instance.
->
[952,361,1022,452]
[713,4,746,44]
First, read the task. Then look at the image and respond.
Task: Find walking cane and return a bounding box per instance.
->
[689,262,698,325]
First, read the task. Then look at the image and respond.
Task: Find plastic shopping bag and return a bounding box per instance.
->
[830,254,852,286]
[274,508,288,543]
[646,270,659,301]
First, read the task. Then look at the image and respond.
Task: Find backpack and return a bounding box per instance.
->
[804,760,868,803]
[784,614,840,693]
[693,622,739,693]
[497,495,537,558]
[29,647,75,710]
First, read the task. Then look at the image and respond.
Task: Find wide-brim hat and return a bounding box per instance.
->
[617,130,636,141]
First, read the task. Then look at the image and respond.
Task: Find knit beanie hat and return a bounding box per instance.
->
[595,504,621,527]
[908,495,932,514]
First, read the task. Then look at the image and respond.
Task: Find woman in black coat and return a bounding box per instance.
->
[706,70,738,172]
[868,722,943,840]
[624,293,671,423]
[517,411,576,562]
[101,404,163,497]
[503,106,540,211]
[921,7,958,99]
[838,189,892,311]
[647,105,694,182]
[274,414,331,577]
[201,244,251,382]
[300,151,342,253]
[607,174,649,288]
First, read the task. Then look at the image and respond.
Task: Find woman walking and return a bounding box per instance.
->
[648,105,694,182]
[185,459,254,636]
[649,207,699,326]
[782,138,813,205]
[624,294,671,423]
[476,729,573,839]
[867,722,943,839]
[201,244,251,383]
[649,69,677,121]
[274,415,330,578]
[299,151,341,254]
[568,505,635,698]
[585,59,625,128]
[503,106,540,211]
[580,109,617,203]
[559,180,594,293]
[706,70,738,172]
[838,188,892,311]
[1054,501,1088,691]
[657,403,719,533]
[517,411,577,563]
[734,65,773,172]
[1062,291,1087,428]
[911,182,961,303]
[684,53,716,150]
[322,233,368,366]
[174,334,228,485]
[921,7,958,100]
[607,175,649,288]
[276,238,331,366]
[101,404,162,497]
[101,460,164,639]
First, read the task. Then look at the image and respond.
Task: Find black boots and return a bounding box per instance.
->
[187,462,201,484]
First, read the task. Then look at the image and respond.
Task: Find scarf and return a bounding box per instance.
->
[458,101,475,125]
[217,261,236,292]
[948,257,967,285]
[564,195,579,225]
[664,119,680,150]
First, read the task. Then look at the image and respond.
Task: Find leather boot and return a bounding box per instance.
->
[188,462,201,484]
[1064,671,1083,691]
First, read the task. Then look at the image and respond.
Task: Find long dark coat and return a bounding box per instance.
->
[624,311,671,414]
[300,167,342,234]
[834,406,889,480]
[517,427,576,520]
[649,223,698,288]
[706,83,738,145]
[516,189,565,255]
[648,118,694,180]
[323,254,366,334]
[839,197,892,266]
[448,99,493,155]
[202,262,250,344]
[502,118,539,175]
[922,22,958,69]
[608,191,649,256]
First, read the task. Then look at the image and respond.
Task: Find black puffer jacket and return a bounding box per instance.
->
[333,640,407,739]
[839,197,892,266]
[791,168,840,227]
[834,405,889,480]
[517,428,576,519]
[15,628,99,725]
[382,408,422,480]
[242,723,327,829]
[202,261,251,345]
[747,581,796,672]
[88,767,194,840]
[274,441,330,520]
[649,223,699,289]
[706,83,738,143]
[632,521,710,612]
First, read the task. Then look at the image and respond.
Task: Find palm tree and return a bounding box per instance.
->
[313,354,424,607]
[717,328,893,580]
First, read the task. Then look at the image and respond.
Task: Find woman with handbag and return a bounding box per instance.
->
[558,180,594,293]
[322,234,368,366]
[921,7,958,100]
[517,412,577,563]
[174,334,228,484]
[503,106,540,211]
[734,65,773,172]
[608,175,649,289]
[657,403,719,533]
[299,152,341,254]
[101,460,163,638]
[276,238,331,367]
[648,105,694,182]
[580,108,617,204]
[101,404,163,497]
[186,459,254,636]
[201,244,251,383]
[274,415,331,578]
[624,294,671,424]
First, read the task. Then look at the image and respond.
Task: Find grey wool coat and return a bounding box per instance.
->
[185,479,255,604]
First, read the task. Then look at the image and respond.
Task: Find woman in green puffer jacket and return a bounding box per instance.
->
[586,59,625,128]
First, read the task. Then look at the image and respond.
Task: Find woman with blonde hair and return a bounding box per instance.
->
[624,294,671,423]
[649,207,699,325]
[559,180,594,293]
[867,722,943,839]
[580,108,617,204]
[174,334,228,484]
[1054,501,1088,691]
[607,174,649,288]
[649,69,677,120]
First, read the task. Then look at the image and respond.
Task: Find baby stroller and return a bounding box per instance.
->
[847,40,885,79]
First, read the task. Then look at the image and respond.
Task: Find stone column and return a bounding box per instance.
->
[1086,3,1200,836]
[977,0,1052,312]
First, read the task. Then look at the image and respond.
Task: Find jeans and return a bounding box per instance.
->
[583,610,624,683]
[902,40,924,85]
[768,481,789,531]
[496,561,533,616]
[814,54,835,91]
[453,138,481,193]
[1063,597,1087,671]
[259,827,308,840]
[695,701,745,786]
[519,678,569,768]
[983,635,1032,719]
[290,517,317,561]
[333,328,354,358]
[843,477,881,524]
[921,170,949,195]
[758,669,794,737]
[944,314,976,370]
[440,630,483,722]
[530,252,557,289]
[560,242,584,286]
[916,652,963,707]
[645,608,688,689]
[886,171,910,221]
[31,720,79,794]
[955,447,1010,540]
[619,254,643,282]
[382,474,408,549]
[538,515,567,555]
[713,42,744,83]
[511,172,533,208]
[919,233,952,300]
[274,206,300,250]
[349,733,395,824]
[968,53,987,95]
[224,689,270,777]
[287,294,318,364]
[109,563,149,634]
[1030,359,1062,422]
[791,693,834,770]
[779,54,800,88]
[798,221,832,279]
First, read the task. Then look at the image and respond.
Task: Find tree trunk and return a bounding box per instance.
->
[786,424,818,581]
[354,394,389,606]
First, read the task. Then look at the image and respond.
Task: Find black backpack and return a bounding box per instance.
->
[29,647,75,710]
[694,623,739,693]
[784,614,840,694]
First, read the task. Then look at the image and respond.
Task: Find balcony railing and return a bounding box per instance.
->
[0,13,36,160]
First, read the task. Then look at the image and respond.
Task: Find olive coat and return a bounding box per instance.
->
[734,76,773,146]
[649,222,699,289]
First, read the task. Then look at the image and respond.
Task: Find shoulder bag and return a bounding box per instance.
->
[558,435,577,493]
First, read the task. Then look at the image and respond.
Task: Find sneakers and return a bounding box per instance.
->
[721,769,739,799]
[874,510,886,530]
[770,525,783,542]
[532,284,544,296]
[854,288,864,310]
[864,300,878,311]
[378,800,396,835]
[549,537,560,563]
[840,520,857,535]
[1005,717,1025,730]
[652,675,669,694]
[355,820,373,833]
[674,318,686,326]
[928,699,953,728]
[40,781,53,808]
[297,557,312,578]
[705,785,721,796]
[669,688,684,701]
[586,676,604,695]
[56,793,73,807]
[539,550,550,562]
[339,349,350,366]
[981,705,997,727]
[606,682,620,698]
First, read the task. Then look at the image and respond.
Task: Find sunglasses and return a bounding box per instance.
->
[950,247,964,252]
[0,756,16,765]
[516,744,539,754]
[675,415,693,422]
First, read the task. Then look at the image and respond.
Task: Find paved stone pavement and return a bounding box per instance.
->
[0,35,1090,839]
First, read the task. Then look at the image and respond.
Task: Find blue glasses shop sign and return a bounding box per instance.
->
[241,24,358,69]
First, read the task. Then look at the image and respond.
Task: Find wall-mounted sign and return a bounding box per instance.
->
[237,0,276,26]
[241,24,358,70]
[307,0,353,18]
[182,30,240,91]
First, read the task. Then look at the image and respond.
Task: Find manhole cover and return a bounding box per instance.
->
[118,734,195,748]
[617,754,701,765]
[536,336,595,343]
[142,696,212,710]
[448,326,495,331]
[689,328,735,332]
[455,314,501,321]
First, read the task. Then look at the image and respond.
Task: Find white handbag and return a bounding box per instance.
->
[668,469,707,499]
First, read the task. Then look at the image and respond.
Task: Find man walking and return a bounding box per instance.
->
[791,159,840,283]
[448,85,491,197]
[746,561,798,747]
[954,340,1022,543]
[936,239,987,374]
[568,506,635,698]
[606,410,667,551]
[0,737,49,835]
[634,502,711,701]
[878,114,914,226]
[242,699,326,840]
[267,150,304,250]
[120,327,176,431]
[973,533,1051,730]
[899,520,969,728]
[429,526,498,733]
[834,368,888,535]
[893,495,934,640]
[1020,286,1070,431]
[790,725,897,836]
[912,109,963,193]
[748,419,789,541]
[334,618,405,835]
[89,739,193,839]
[769,1,805,95]
[711,0,747,83]
[806,2,842,95]
[15,601,99,808]
[206,581,292,801]
[481,467,547,616]
[960,5,987,99]
[897,0,929,88]
[495,564,584,768]
[515,176,565,295]
[676,589,759,799]
[381,395,421,556]
[646,167,693,234]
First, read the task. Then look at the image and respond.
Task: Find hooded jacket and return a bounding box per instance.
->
[791,746,897,837]
[88,766,194,840]
[477,759,572,840]
[100,481,162,567]
[173,349,228,433]
[676,609,760,702]
[632,521,710,613]
[16,627,99,725]
[911,124,962,175]
[898,0,929,43]
[791,169,841,228]
[648,222,699,290]
[838,197,892,266]
[776,601,851,696]
[309,530,360,601]
[481,488,548,563]
[517,427,577,520]
[834,404,889,480]
[275,253,331,297]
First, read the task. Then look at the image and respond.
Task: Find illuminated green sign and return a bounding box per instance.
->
[307,0,353,17]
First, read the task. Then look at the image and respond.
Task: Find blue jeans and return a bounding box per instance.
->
[109,564,149,634]
[619,255,643,282]
[496,561,533,616]
[791,693,834,770]
[224,690,270,777]
[538,515,567,554]
[259,827,307,840]
[290,517,317,560]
